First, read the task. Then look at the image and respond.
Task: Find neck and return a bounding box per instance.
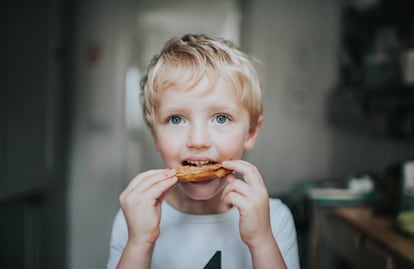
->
[166,187,229,215]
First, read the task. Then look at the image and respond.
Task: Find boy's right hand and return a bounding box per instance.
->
[119,169,178,246]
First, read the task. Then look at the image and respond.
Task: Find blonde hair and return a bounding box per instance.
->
[140,34,262,133]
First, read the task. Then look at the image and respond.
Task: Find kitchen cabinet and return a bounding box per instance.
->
[329,86,414,140]
[308,206,414,269]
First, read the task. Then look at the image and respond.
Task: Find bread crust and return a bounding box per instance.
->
[175,163,232,182]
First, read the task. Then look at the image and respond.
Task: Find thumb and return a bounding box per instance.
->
[225,173,237,184]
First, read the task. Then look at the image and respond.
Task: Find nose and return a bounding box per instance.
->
[186,122,210,149]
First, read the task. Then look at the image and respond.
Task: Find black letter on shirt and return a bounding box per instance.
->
[203,251,221,269]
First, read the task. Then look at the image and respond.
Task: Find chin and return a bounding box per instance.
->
[178,177,226,200]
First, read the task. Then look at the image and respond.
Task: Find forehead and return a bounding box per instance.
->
[157,65,214,92]
[157,76,242,108]
[157,66,238,94]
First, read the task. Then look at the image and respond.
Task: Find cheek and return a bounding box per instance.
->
[154,132,180,159]
[215,132,246,159]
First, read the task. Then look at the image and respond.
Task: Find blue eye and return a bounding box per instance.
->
[169,115,183,125]
[215,114,228,124]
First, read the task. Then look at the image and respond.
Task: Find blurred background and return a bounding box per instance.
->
[2,0,414,268]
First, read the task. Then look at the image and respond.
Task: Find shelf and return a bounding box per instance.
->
[328,86,414,140]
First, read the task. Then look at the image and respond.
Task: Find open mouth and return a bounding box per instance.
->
[181,160,217,166]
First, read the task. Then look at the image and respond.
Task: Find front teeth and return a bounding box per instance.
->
[184,160,214,166]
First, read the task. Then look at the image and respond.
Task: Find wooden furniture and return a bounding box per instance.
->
[308,206,414,269]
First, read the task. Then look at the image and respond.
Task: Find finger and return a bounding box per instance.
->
[158,179,178,204]
[223,160,264,186]
[221,179,251,200]
[133,169,176,193]
[221,178,268,215]
[222,191,248,211]
[120,176,178,208]
[127,169,166,189]
[120,169,173,203]
[146,176,178,205]
[224,173,238,184]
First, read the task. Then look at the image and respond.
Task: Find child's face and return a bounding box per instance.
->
[152,76,260,200]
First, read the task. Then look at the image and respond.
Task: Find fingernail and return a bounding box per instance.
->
[163,169,174,177]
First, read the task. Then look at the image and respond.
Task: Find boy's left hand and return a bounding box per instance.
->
[221,160,273,249]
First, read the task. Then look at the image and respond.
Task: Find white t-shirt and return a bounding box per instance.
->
[107,198,300,269]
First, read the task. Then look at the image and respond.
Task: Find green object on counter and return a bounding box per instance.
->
[397,210,414,237]
[401,161,414,211]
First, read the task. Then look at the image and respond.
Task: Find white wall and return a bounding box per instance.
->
[243,0,342,192]
[68,0,135,268]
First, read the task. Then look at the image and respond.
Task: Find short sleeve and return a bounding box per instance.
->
[269,199,301,269]
[106,209,128,269]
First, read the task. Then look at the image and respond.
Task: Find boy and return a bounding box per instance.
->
[107,34,299,269]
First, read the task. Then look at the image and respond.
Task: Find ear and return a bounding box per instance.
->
[154,140,161,153]
[243,115,263,151]
[151,129,162,153]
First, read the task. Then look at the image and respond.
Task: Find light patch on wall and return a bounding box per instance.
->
[135,0,241,70]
